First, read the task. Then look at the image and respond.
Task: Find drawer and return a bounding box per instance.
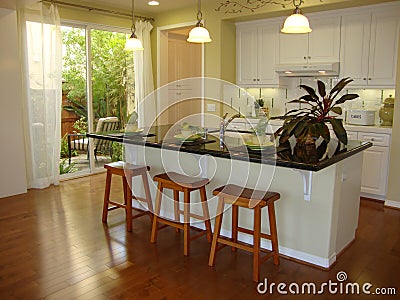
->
[357,132,390,147]
[346,131,358,141]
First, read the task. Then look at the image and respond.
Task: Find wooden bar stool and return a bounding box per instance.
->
[102,161,153,232]
[150,172,213,256]
[208,184,280,282]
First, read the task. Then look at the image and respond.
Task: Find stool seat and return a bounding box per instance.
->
[209,184,280,282]
[150,172,212,256]
[153,172,209,190]
[102,161,153,232]
[104,161,150,176]
[213,184,280,208]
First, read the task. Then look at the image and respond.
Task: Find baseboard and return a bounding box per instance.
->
[218,228,335,269]
[360,192,385,201]
[384,200,400,210]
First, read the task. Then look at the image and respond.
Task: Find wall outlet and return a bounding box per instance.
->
[207,104,216,112]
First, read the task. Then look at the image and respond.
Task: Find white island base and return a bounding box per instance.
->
[126,145,364,269]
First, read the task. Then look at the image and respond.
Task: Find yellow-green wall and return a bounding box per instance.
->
[386,35,400,206]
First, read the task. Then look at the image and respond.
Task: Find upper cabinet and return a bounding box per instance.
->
[340,9,400,87]
[278,15,341,64]
[236,22,280,86]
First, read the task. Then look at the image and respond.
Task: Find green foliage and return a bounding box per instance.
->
[272,78,359,145]
[59,159,78,174]
[111,143,123,162]
[73,116,88,134]
[60,134,77,158]
[62,27,135,127]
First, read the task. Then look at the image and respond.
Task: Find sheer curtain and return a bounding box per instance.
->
[19,3,62,189]
[134,20,156,127]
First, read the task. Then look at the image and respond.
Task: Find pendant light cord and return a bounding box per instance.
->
[131,0,136,34]
[196,0,203,25]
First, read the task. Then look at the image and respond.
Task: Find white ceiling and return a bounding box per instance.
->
[74,0,206,15]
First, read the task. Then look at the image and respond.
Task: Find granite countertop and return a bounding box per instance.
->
[87,124,372,172]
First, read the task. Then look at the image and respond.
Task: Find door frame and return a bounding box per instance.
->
[156,21,205,126]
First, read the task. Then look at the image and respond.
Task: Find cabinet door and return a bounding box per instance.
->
[360,145,389,196]
[236,26,258,85]
[368,10,400,86]
[258,23,279,85]
[307,16,341,63]
[340,13,371,86]
[278,32,308,64]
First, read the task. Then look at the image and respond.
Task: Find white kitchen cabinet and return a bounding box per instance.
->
[236,22,279,86]
[340,10,400,87]
[357,132,391,198]
[278,15,341,64]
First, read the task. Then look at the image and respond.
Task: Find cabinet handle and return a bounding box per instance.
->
[257,79,260,81]
[304,56,307,60]
[253,79,257,82]
[370,138,374,141]
[363,78,367,80]
[308,56,311,59]
[368,78,372,80]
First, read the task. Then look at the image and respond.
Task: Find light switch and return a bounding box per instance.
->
[207,104,216,112]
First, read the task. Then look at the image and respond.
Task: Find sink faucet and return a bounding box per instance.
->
[219,112,242,148]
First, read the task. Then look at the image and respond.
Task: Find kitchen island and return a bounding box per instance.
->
[88,124,371,268]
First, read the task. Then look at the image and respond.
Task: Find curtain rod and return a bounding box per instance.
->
[41,0,155,22]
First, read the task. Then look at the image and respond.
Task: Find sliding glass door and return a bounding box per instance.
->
[60,23,134,178]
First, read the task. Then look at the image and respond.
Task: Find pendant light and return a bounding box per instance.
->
[281,0,312,34]
[125,0,144,51]
[187,0,212,43]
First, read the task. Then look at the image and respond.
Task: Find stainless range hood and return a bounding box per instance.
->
[275,62,339,77]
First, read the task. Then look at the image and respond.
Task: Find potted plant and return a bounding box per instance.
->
[272,78,359,157]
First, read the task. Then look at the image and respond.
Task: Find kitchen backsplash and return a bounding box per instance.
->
[222,77,395,126]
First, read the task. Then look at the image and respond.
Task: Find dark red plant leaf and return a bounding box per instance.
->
[317,80,326,98]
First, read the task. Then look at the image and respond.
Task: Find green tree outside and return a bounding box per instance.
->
[62,26,135,129]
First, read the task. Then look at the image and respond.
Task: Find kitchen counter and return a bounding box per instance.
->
[87,124,370,269]
[88,124,371,172]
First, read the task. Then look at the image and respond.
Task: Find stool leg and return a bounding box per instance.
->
[124,176,133,232]
[231,205,238,252]
[102,170,112,223]
[150,182,163,244]
[208,196,225,267]
[123,175,128,205]
[268,203,280,266]
[253,205,261,282]
[141,171,154,222]
[173,190,180,232]
[200,186,212,243]
[183,189,190,256]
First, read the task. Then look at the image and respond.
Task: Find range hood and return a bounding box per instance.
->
[275,62,339,77]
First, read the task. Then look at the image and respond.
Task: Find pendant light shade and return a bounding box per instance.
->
[125,0,144,51]
[187,0,212,43]
[281,0,312,34]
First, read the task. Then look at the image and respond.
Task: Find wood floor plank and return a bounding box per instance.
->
[0,174,399,299]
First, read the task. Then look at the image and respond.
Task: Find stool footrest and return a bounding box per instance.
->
[190,230,208,241]
[217,237,254,253]
[176,210,208,221]
[155,217,185,230]
[108,202,126,209]
[237,227,272,240]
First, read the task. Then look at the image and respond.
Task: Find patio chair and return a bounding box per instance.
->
[67,117,119,164]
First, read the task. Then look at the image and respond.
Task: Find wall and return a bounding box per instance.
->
[385,37,400,207]
[0,8,28,197]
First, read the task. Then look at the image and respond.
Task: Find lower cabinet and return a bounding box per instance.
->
[347,130,391,199]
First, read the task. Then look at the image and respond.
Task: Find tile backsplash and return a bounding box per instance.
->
[222,77,395,125]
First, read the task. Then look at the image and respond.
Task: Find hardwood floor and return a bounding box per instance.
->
[0,174,399,299]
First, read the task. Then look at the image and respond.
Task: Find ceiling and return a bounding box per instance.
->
[70,0,208,15]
